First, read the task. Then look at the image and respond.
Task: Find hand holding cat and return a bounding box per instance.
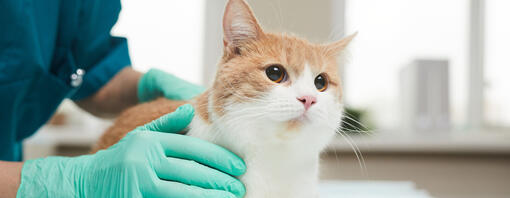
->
[17,104,246,198]
[138,69,205,102]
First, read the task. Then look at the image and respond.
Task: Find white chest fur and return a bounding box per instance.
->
[187,115,330,198]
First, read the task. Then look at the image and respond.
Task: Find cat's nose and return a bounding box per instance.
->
[297,96,317,110]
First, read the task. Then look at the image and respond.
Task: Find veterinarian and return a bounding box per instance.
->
[0,0,246,197]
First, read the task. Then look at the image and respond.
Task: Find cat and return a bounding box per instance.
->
[93,0,355,197]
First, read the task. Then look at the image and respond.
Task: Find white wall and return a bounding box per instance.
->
[112,0,206,85]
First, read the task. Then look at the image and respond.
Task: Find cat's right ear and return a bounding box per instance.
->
[223,0,263,49]
[323,32,358,57]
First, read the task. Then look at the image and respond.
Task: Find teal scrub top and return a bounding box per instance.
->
[0,0,131,161]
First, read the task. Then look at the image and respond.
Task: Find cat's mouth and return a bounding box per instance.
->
[290,112,311,123]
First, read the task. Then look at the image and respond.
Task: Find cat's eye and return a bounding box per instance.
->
[314,74,328,92]
[265,64,287,83]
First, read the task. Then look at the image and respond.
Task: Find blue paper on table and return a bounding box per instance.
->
[319,180,434,198]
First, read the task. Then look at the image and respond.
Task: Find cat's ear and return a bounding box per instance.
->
[324,32,358,56]
[223,0,264,48]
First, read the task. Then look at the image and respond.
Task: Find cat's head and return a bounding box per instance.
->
[209,0,355,147]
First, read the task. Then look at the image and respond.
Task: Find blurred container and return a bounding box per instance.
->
[400,59,451,132]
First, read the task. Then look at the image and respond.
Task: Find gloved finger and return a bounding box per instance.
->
[155,157,245,198]
[138,69,204,101]
[148,180,236,198]
[139,104,194,133]
[152,69,205,100]
[155,133,246,177]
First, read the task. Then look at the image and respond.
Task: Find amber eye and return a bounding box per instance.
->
[265,64,287,83]
[314,74,328,92]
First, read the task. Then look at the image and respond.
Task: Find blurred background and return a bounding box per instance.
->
[24,0,510,198]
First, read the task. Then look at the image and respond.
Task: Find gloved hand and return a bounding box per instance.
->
[17,104,246,198]
[138,68,205,102]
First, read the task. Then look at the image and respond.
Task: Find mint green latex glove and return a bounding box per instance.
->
[17,104,246,198]
[138,68,205,102]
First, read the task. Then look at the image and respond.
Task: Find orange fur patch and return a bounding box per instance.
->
[194,90,211,123]
[92,98,186,152]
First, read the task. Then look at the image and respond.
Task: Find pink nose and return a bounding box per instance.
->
[297,96,317,110]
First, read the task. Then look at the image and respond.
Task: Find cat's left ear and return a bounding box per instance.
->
[222,0,264,48]
[323,32,358,56]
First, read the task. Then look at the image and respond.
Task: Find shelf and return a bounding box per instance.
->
[327,130,510,155]
[24,125,106,147]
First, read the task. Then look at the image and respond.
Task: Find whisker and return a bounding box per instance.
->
[341,120,373,136]
[335,128,368,177]
[343,111,372,132]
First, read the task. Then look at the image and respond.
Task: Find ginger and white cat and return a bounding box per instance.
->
[94,0,355,197]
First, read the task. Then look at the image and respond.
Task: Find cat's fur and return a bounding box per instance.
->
[93,0,355,197]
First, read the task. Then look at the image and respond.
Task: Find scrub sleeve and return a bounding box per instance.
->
[0,0,131,161]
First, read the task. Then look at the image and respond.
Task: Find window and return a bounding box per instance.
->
[485,0,510,128]
[345,0,469,130]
